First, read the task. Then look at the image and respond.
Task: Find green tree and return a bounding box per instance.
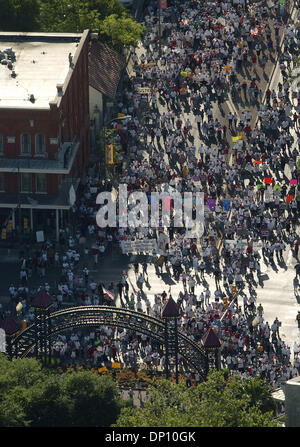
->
[114,371,279,427]
[39,0,101,33]
[87,0,126,19]
[0,0,40,32]
[60,371,122,426]
[38,0,143,52]
[99,12,144,51]
[0,355,124,427]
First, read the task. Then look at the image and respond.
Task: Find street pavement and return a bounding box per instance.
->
[0,3,299,357]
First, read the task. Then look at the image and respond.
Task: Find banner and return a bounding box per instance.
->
[36,230,44,243]
[106,144,114,165]
[222,200,231,212]
[98,367,107,373]
[120,239,158,254]
[290,179,298,185]
[137,87,151,94]
[112,362,121,369]
[207,199,216,212]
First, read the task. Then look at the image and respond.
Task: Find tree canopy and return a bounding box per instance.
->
[114,370,279,427]
[0,0,144,52]
[99,13,144,52]
[0,0,40,32]
[0,354,125,427]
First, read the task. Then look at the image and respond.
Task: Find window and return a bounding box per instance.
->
[21,173,32,192]
[21,134,31,154]
[35,134,45,154]
[0,134,3,153]
[36,173,46,193]
[0,173,4,191]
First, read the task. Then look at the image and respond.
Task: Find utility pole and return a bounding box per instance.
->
[158,0,162,58]
[17,163,21,236]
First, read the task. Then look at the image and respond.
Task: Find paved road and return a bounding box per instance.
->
[1,1,299,357]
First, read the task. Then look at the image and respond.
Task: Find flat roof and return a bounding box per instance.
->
[0,33,82,109]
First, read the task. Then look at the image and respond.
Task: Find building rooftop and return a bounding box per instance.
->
[0,32,82,109]
[89,40,125,99]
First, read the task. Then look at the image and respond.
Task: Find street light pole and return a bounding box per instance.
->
[158,0,162,58]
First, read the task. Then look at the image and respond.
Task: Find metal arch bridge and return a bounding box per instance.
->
[9,305,209,378]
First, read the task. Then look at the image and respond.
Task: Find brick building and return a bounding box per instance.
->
[0,31,90,240]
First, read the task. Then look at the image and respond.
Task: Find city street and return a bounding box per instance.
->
[1,0,300,390]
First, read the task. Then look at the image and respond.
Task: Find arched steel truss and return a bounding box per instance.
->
[9,306,210,378]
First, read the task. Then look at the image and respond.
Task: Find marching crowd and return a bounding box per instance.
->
[2,0,300,389]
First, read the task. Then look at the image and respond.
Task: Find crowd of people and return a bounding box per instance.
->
[1,0,300,390]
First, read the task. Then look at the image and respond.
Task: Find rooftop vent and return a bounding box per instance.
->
[11,71,16,78]
[29,94,35,103]
[90,33,98,40]
[56,84,63,96]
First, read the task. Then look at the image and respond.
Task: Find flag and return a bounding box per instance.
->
[264,177,272,184]
[160,0,167,8]
[250,27,258,36]
[241,16,245,24]
[98,366,107,373]
[222,200,231,211]
[286,195,293,203]
[232,135,242,142]
[102,288,115,300]
[290,179,298,185]
[253,160,262,165]
[208,199,216,212]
